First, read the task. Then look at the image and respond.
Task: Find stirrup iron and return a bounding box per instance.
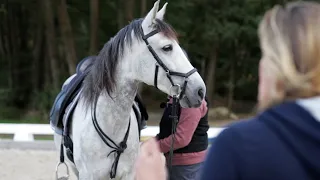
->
[55,162,69,180]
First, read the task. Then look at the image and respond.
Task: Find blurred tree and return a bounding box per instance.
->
[43,0,60,90]
[57,0,78,75]
[0,0,310,120]
[89,0,99,55]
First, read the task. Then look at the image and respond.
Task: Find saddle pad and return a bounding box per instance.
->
[50,56,96,130]
[49,72,86,131]
[50,88,81,135]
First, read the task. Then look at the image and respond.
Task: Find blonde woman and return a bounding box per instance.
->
[135,1,320,180]
[201,1,320,179]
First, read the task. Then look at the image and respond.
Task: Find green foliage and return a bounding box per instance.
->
[29,86,60,119]
[0,0,313,120]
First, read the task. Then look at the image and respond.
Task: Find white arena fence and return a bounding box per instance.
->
[0,123,225,142]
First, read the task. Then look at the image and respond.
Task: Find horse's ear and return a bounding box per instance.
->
[142,0,160,34]
[156,2,168,20]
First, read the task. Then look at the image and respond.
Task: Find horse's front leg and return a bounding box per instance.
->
[73,139,113,180]
[74,150,114,180]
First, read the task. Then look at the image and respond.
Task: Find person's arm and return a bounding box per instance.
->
[157,104,204,153]
[135,138,167,180]
[200,127,241,180]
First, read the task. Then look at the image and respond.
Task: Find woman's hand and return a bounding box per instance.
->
[135,138,167,180]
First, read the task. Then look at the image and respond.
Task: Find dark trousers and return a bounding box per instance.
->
[168,163,203,180]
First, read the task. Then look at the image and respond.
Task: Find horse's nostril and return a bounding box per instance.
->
[198,88,204,99]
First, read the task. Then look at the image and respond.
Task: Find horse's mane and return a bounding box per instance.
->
[81,18,177,109]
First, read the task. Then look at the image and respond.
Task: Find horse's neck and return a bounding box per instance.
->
[94,58,138,135]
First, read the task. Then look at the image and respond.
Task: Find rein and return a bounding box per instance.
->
[168,94,179,174]
[91,98,131,179]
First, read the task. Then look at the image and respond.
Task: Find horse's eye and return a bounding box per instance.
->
[162,44,173,52]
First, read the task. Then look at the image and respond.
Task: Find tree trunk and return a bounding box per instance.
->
[7,3,21,106]
[117,0,124,29]
[43,0,60,90]
[0,18,4,56]
[227,60,235,114]
[205,46,218,107]
[200,58,206,78]
[1,1,12,89]
[125,0,135,23]
[44,47,52,88]
[140,0,147,16]
[5,3,34,108]
[32,11,44,93]
[19,5,35,108]
[89,0,99,55]
[227,40,238,115]
[57,0,77,75]
[7,3,16,91]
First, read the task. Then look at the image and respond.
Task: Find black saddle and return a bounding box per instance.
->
[49,56,148,136]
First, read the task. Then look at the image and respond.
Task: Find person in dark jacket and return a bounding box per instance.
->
[156,96,209,180]
[154,48,209,180]
[201,1,320,180]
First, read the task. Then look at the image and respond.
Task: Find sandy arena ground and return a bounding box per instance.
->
[0,147,77,180]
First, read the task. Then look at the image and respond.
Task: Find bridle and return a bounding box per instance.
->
[141,28,198,98]
[141,27,197,174]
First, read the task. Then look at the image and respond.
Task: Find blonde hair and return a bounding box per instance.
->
[258,1,320,109]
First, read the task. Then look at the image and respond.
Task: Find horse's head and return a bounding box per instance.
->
[132,1,206,108]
